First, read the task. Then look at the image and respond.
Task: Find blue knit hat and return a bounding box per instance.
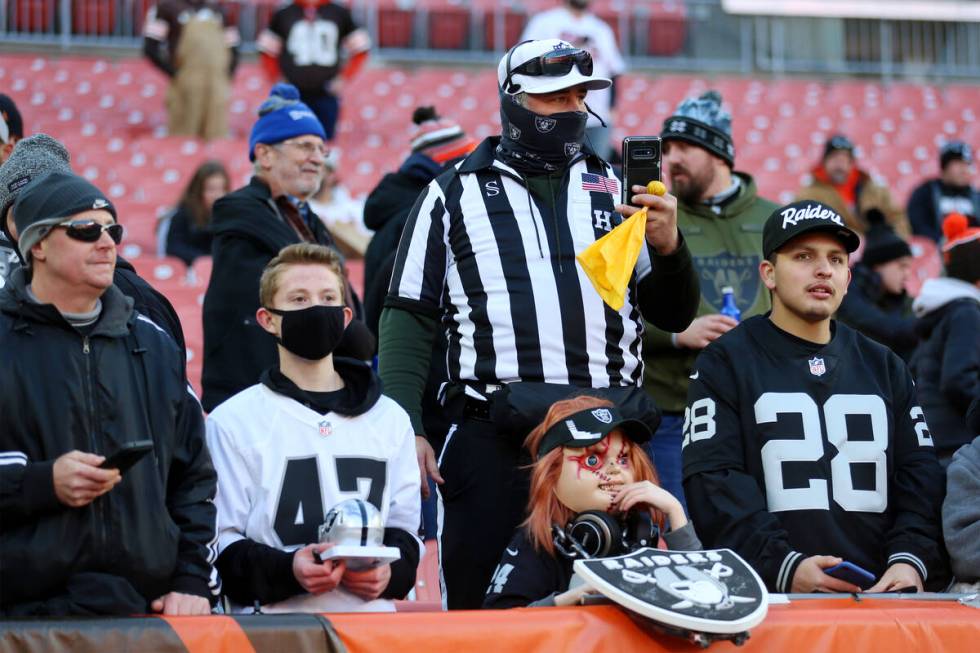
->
[248,84,326,161]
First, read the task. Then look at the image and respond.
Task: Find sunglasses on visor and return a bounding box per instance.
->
[57,219,125,244]
[504,46,593,91]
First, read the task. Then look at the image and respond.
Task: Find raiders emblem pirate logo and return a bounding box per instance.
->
[591,408,613,424]
[574,547,768,636]
[535,116,557,133]
[509,124,522,139]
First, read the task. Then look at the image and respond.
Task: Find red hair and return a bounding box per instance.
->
[523,395,665,555]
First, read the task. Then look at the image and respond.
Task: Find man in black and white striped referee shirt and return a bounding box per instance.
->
[378,39,700,609]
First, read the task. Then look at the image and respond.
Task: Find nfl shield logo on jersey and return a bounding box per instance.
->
[574,548,768,639]
[318,420,333,437]
[808,357,826,376]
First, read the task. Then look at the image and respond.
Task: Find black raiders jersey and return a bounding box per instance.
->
[259,2,370,94]
[681,315,946,592]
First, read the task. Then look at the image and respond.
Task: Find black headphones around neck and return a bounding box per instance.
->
[552,510,658,560]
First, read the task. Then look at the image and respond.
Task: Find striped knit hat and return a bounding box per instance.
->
[409,106,476,164]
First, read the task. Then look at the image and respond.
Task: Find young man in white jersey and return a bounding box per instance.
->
[207,243,420,612]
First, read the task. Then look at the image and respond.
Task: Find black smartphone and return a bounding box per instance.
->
[824,561,876,589]
[621,136,662,205]
[100,440,154,473]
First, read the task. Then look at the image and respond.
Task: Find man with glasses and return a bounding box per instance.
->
[0,134,186,358]
[0,171,218,616]
[379,39,700,609]
[202,83,373,412]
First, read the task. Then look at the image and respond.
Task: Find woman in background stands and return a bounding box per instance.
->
[160,160,229,266]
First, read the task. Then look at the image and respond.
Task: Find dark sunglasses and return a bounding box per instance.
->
[504,45,593,92]
[57,219,125,244]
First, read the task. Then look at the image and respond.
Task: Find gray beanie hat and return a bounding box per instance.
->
[13,170,116,266]
[0,133,72,232]
[661,90,735,167]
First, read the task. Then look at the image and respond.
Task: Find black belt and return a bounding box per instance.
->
[458,382,503,421]
[463,395,492,420]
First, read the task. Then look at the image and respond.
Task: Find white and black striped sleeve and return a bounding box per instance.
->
[386,182,448,318]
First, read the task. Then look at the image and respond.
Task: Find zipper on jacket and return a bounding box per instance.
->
[82,335,108,555]
[546,174,563,273]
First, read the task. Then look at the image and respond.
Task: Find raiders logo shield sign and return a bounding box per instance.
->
[574,548,768,635]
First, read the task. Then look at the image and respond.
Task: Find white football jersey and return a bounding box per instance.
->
[206,384,421,613]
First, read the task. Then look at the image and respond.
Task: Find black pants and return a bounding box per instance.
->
[437,409,531,610]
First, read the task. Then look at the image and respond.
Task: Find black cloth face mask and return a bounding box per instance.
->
[497,90,587,175]
[266,304,347,361]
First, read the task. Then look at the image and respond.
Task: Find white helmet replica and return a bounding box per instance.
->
[318,499,399,571]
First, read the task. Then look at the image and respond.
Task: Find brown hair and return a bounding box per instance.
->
[179,160,229,228]
[523,395,664,555]
[259,243,347,307]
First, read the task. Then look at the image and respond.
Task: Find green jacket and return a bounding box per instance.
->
[643,172,777,412]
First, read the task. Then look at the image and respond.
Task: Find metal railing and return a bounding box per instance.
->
[1,1,978,79]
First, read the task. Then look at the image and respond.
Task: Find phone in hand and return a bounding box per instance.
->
[824,561,876,590]
[621,136,662,205]
[100,440,154,474]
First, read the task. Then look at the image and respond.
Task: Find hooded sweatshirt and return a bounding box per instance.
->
[909,277,980,453]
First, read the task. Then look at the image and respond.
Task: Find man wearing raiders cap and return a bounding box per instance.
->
[379,38,700,609]
[682,199,948,595]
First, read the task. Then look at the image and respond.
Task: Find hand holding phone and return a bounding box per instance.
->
[824,561,876,590]
[621,136,662,205]
[100,440,154,474]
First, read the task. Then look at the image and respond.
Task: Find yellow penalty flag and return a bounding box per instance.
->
[576,207,646,311]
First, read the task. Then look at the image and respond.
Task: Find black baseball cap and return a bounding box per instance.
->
[763,200,860,260]
[940,141,973,169]
[538,406,652,458]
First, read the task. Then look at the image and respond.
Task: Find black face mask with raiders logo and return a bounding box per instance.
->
[497,90,587,176]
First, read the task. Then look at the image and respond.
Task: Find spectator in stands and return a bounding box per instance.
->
[684,200,948,594]
[379,38,699,609]
[797,134,910,237]
[521,0,625,159]
[0,135,186,358]
[836,208,918,361]
[362,106,477,336]
[942,399,980,592]
[0,93,23,164]
[206,243,420,613]
[907,141,979,243]
[944,446,980,592]
[202,84,373,413]
[258,0,371,141]
[910,213,980,466]
[483,396,700,609]
[306,148,370,259]
[0,93,24,285]
[143,0,240,140]
[160,160,228,267]
[0,171,217,616]
[642,90,776,512]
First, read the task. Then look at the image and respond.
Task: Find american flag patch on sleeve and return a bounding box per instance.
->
[581,173,619,195]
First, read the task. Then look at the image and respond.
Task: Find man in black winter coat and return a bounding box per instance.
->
[836,209,918,361]
[0,172,217,616]
[362,106,476,334]
[907,141,979,243]
[910,214,980,464]
[201,84,373,412]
